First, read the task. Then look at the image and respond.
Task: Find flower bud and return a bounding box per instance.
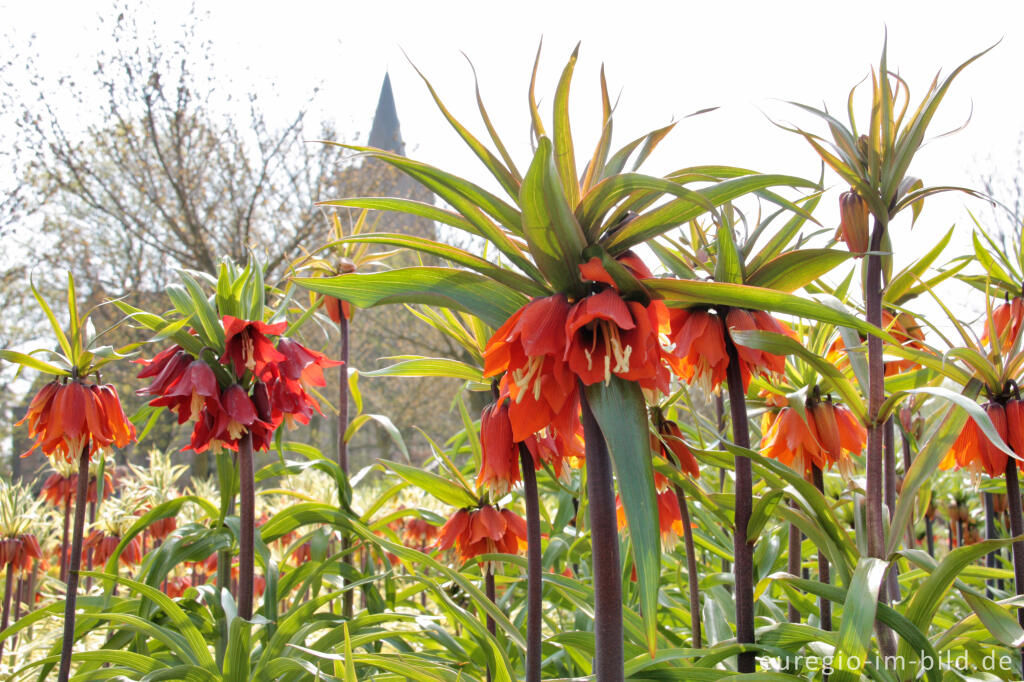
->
[838,190,870,255]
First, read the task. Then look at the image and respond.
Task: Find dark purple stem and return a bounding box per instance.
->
[337,315,354,620]
[60,497,70,583]
[485,567,496,682]
[1004,457,1024,673]
[723,332,755,673]
[674,485,702,648]
[883,417,900,601]
[58,447,90,682]
[580,388,624,681]
[985,492,999,598]
[865,218,895,657]
[237,431,255,621]
[518,444,542,682]
[0,562,12,659]
[811,465,832,631]
[787,512,801,624]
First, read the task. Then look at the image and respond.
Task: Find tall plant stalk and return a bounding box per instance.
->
[57,446,90,682]
[1004,457,1024,673]
[580,389,624,681]
[674,485,702,647]
[336,314,355,620]
[883,417,900,600]
[865,219,896,657]
[723,329,755,673]
[985,492,999,598]
[0,562,13,659]
[237,432,255,621]
[518,444,542,682]
[787,512,801,624]
[60,496,70,583]
[811,465,831,631]
[485,568,496,682]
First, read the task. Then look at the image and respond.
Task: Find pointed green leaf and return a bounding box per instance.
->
[746,249,851,293]
[294,268,528,329]
[607,174,818,252]
[520,137,588,295]
[714,221,744,285]
[381,460,476,509]
[584,376,660,655]
[830,557,888,682]
[552,44,581,209]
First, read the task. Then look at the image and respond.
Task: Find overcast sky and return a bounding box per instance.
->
[5,0,1024,307]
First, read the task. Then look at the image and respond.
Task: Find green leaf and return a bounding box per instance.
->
[584,376,660,655]
[830,557,888,682]
[552,44,581,209]
[317,232,548,297]
[0,350,70,376]
[223,616,252,682]
[294,268,527,330]
[730,330,866,422]
[714,220,744,285]
[648,278,898,344]
[745,249,851,293]
[607,174,818,252]
[381,460,476,509]
[361,356,484,383]
[520,137,588,295]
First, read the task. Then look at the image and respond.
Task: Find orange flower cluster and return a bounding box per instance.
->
[17,380,135,462]
[402,517,439,550]
[436,505,527,563]
[0,534,41,574]
[483,254,672,444]
[85,530,143,567]
[616,472,685,548]
[478,401,521,497]
[761,401,866,477]
[666,308,795,391]
[941,401,1024,479]
[39,471,111,508]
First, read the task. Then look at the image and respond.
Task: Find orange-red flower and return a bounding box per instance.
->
[524,424,584,483]
[436,505,527,563]
[827,311,927,377]
[616,473,684,548]
[85,530,143,567]
[17,380,135,462]
[761,401,865,477]
[478,401,520,497]
[483,295,579,442]
[652,419,699,479]
[221,316,287,377]
[0,534,41,574]
[564,289,671,393]
[402,517,439,549]
[983,297,1024,354]
[941,402,1012,479]
[667,308,793,391]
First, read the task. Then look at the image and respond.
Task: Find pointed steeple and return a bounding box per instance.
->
[367,73,405,155]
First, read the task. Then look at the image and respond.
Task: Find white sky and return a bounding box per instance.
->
[4,0,1024,318]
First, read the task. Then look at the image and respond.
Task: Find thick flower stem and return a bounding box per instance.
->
[237,432,255,621]
[883,418,900,601]
[1004,457,1024,673]
[0,562,13,659]
[811,465,831,631]
[787,516,801,623]
[336,315,354,620]
[518,444,542,682]
[865,218,896,657]
[580,389,624,681]
[724,334,755,673]
[60,497,70,583]
[58,447,90,682]
[985,492,999,598]
[674,485,702,648]
[485,567,496,682]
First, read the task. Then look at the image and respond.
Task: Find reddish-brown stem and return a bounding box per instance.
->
[337,315,354,620]
[58,447,91,682]
[237,431,255,621]
[0,562,13,659]
[518,444,542,682]
[580,388,624,681]
[811,465,832,631]
[60,497,70,583]
[674,484,702,648]
[1004,457,1024,673]
[883,417,900,601]
[485,567,496,682]
[985,492,999,598]
[865,217,896,657]
[724,331,755,673]
[787,514,801,624]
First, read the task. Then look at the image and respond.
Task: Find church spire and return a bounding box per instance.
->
[367,73,405,155]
